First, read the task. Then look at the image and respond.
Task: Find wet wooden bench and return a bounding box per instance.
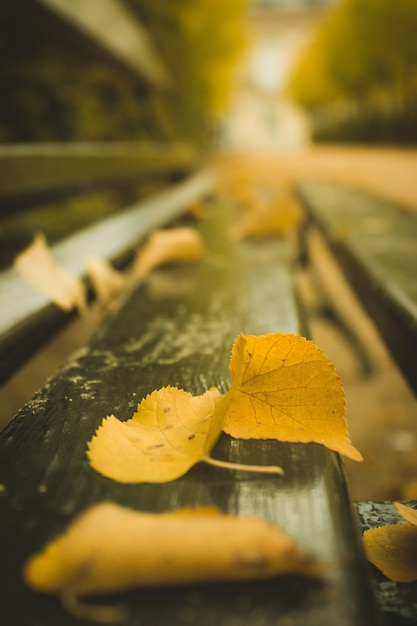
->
[0,1,381,625]
[296,179,417,625]
[295,180,417,397]
[0,151,385,626]
[0,165,381,625]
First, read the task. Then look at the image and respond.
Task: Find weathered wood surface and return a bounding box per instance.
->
[296,181,417,396]
[0,142,196,213]
[0,170,213,385]
[0,199,380,625]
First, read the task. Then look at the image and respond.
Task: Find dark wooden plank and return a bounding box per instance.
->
[0,200,380,625]
[0,170,214,385]
[0,142,196,213]
[296,180,417,396]
[10,0,170,90]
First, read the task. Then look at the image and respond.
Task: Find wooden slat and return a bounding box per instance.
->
[296,180,417,396]
[0,170,214,385]
[0,142,197,213]
[29,0,171,89]
[0,199,380,625]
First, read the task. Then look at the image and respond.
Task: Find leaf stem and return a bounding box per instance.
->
[202,455,284,476]
[61,592,127,624]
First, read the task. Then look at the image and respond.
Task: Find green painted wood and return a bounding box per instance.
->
[0,142,197,213]
[296,180,417,396]
[0,199,380,625]
[0,170,214,385]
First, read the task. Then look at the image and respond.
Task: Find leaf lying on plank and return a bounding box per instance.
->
[87,333,361,484]
[84,257,125,306]
[85,226,205,312]
[88,386,226,483]
[223,333,362,462]
[131,226,204,280]
[14,233,86,312]
[24,502,318,621]
[13,226,203,314]
[363,502,417,582]
[88,337,283,482]
[232,195,303,240]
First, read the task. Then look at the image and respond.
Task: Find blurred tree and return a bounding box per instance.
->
[126,0,248,145]
[0,1,247,146]
[288,0,417,142]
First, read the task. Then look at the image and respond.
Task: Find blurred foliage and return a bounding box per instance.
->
[126,0,248,144]
[288,0,417,143]
[0,1,247,146]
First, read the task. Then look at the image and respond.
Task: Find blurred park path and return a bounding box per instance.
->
[218,146,417,211]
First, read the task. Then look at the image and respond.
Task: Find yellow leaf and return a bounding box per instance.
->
[87,386,222,483]
[132,226,203,280]
[222,333,362,461]
[363,516,417,582]
[24,502,316,618]
[394,501,417,526]
[232,196,304,240]
[87,336,284,483]
[14,233,86,312]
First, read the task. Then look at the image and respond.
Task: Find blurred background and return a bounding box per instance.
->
[1,0,417,501]
[4,0,417,148]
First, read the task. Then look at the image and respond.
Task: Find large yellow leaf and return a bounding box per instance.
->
[87,337,250,483]
[87,386,222,483]
[363,502,417,582]
[88,332,360,484]
[24,502,316,620]
[222,333,362,461]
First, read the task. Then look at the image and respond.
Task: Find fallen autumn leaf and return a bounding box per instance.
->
[87,332,361,484]
[363,502,417,582]
[24,502,317,621]
[223,333,362,461]
[87,334,284,483]
[14,233,86,312]
[132,226,204,280]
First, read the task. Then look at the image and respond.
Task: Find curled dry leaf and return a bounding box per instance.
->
[83,257,125,306]
[187,198,209,218]
[24,502,317,619]
[132,226,204,281]
[232,196,304,240]
[14,227,204,320]
[14,233,86,312]
[363,502,417,582]
[223,333,362,462]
